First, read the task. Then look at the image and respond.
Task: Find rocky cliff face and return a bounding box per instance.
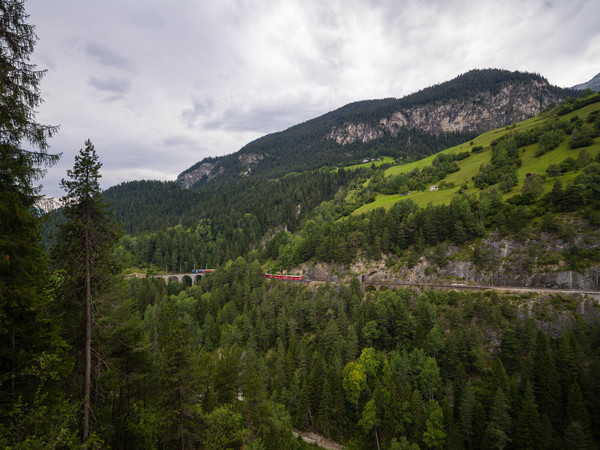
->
[301,227,600,295]
[176,161,217,189]
[302,253,600,337]
[176,152,264,188]
[238,152,264,176]
[327,81,562,145]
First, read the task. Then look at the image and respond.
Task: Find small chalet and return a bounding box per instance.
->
[429,185,439,191]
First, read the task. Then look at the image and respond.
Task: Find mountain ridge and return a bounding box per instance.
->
[177,69,575,189]
[572,71,600,92]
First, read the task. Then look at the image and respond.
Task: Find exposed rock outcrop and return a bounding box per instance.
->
[300,228,600,295]
[239,152,264,176]
[176,152,265,188]
[302,257,600,337]
[327,81,562,145]
[176,161,216,189]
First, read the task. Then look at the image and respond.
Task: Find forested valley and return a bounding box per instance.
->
[109,95,600,277]
[3,0,600,448]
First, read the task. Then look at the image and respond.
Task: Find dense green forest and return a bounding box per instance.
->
[22,258,600,449]
[3,1,600,448]
[101,126,472,235]
[104,167,364,236]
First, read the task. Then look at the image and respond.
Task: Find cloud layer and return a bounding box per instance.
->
[26,0,600,197]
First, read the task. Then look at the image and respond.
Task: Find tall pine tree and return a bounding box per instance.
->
[53,140,120,442]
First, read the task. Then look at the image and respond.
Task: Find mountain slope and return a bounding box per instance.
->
[572,72,600,92]
[103,69,577,241]
[178,69,574,189]
[348,91,600,215]
[112,92,600,277]
[269,92,600,284]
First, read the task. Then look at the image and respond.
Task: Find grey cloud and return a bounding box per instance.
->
[88,76,131,94]
[85,42,135,71]
[181,96,216,127]
[27,0,600,199]
[163,136,199,148]
[132,10,166,28]
[204,100,327,134]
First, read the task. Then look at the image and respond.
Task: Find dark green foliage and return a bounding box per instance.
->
[53,142,122,340]
[546,163,560,178]
[536,128,565,156]
[515,382,542,449]
[103,180,203,233]
[0,0,73,444]
[473,134,521,190]
[569,124,596,149]
[422,400,446,449]
[482,387,511,449]
[75,268,600,449]
[543,162,600,214]
[520,173,545,200]
[556,92,600,116]
[103,167,367,269]
[261,194,487,269]
[372,153,462,195]
[154,295,204,447]
[104,167,360,236]
[458,381,477,447]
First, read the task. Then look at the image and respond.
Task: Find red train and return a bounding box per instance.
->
[191,269,302,281]
[265,273,304,281]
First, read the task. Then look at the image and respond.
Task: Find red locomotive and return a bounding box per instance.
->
[265,273,303,281]
[191,269,302,281]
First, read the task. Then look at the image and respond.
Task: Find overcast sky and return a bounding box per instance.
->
[26,0,600,198]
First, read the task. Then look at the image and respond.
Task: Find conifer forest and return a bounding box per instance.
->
[2,1,600,449]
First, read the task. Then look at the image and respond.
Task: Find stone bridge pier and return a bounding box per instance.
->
[152,273,202,286]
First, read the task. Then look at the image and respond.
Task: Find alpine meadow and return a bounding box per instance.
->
[3,0,600,449]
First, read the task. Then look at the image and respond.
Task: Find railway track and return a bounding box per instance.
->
[302,278,600,298]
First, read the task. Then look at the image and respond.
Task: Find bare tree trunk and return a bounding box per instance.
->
[83,227,92,442]
[179,370,185,450]
[10,327,15,390]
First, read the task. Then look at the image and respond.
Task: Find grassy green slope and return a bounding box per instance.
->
[342,156,395,170]
[350,97,600,215]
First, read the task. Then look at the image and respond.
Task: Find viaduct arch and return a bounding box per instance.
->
[146,272,208,286]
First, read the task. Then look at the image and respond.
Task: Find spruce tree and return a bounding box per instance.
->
[422,400,446,449]
[458,381,476,447]
[482,387,512,449]
[53,140,120,442]
[515,381,542,449]
[0,0,69,443]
